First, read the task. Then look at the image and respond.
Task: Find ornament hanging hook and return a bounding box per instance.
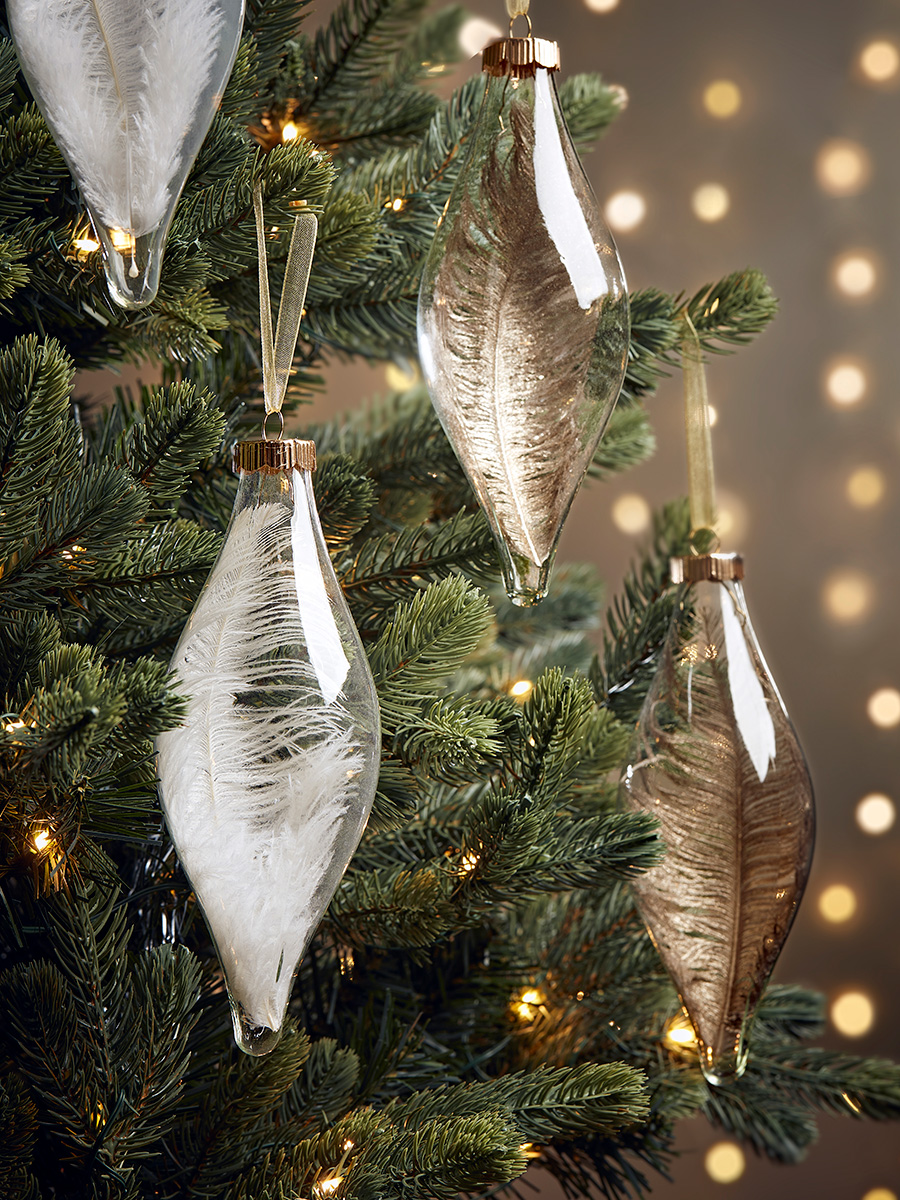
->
[253,181,319,428]
[505,0,532,36]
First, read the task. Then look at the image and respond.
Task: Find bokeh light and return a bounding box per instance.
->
[815,139,872,195]
[862,1189,898,1200]
[822,569,874,623]
[856,793,896,835]
[846,466,885,508]
[859,39,900,83]
[833,252,878,297]
[824,359,868,406]
[605,190,647,232]
[692,183,730,222]
[819,884,857,923]
[831,991,875,1037]
[704,1142,745,1183]
[612,493,651,534]
[585,0,620,11]
[867,688,900,728]
[707,404,718,427]
[703,79,742,118]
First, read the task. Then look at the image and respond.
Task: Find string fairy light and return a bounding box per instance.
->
[822,569,873,624]
[32,827,53,852]
[509,679,533,700]
[818,884,857,923]
[859,39,900,84]
[512,987,546,1021]
[703,79,742,118]
[824,358,868,406]
[611,493,651,534]
[704,1141,745,1183]
[663,1011,698,1050]
[856,793,895,835]
[815,139,871,196]
[846,466,885,508]
[691,182,730,222]
[832,251,878,298]
[605,190,646,232]
[831,990,874,1037]
[867,687,900,728]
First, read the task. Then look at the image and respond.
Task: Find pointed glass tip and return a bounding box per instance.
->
[502,553,552,608]
[699,1039,748,1087]
[230,997,284,1057]
[97,224,165,310]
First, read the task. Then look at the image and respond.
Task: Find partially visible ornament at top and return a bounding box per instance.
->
[7,0,245,308]
[417,20,629,606]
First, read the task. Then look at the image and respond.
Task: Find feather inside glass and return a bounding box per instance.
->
[417,56,629,606]
[621,567,814,1084]
[8,0,245,308]
[156,459,381,1055]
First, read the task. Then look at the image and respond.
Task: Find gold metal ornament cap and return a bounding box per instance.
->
[482,37,560,77]
[232,438,317,475]
[670,552,744,584]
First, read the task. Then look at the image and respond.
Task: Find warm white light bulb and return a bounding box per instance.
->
[612,493,651,534]
[818,884,857,923]
[605,190,647,232]
[703,79,742,118]
[860,39,900,83]
[822,569,873,623]
[833,252,878,298]
[846,465,885,508]
[856,793,895,835]
[816,139,871,196]
[824,359,867,406]
[704,1142,745,1183]
[692,183,730,222]
[831,991,874,1037]
[867,687,900,728]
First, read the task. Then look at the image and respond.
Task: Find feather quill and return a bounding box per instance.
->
[622,579,814,1081]
[156,489,371,1032]
[9,0,228,234]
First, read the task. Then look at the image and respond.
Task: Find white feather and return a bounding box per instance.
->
[9,0,227,234]
[156,499,369,1032]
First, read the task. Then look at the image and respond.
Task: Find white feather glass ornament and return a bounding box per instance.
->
[417,33,629,606]
[7,0,245,309]
[156,439,381,1055]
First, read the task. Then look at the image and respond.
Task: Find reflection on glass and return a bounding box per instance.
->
[418,60,629,605]
[157,456,380,1055]
[621,568,815,1085]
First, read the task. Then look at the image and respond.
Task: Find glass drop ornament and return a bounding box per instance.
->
[156,439,380,1055]
[7,0,245,309]
[620,554,815,1085]
[417,35,629,606]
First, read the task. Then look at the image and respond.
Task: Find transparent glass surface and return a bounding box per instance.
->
[620,578,815,1085]
[417,67,629,605]
[156,468,381,1055]
[8,0,245,308]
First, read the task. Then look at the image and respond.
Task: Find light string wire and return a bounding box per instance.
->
[253,182,319,428]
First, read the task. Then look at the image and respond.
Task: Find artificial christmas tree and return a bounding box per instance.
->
[1,2,900,1198]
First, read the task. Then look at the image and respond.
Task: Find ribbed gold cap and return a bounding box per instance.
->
[232,438,316,475]
[670,552,744,584]
[482,37,560,76]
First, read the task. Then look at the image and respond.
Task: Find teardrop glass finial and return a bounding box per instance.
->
[417,49,629,606]
[7,0,246,309]
[620,558,815,1085]
[156,443,381,1055]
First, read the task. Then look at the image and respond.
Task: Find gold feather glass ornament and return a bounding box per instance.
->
[620,330,815,1086]
[417,23,629,606]
[156,439,381,1056]
[7,0,245,308]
